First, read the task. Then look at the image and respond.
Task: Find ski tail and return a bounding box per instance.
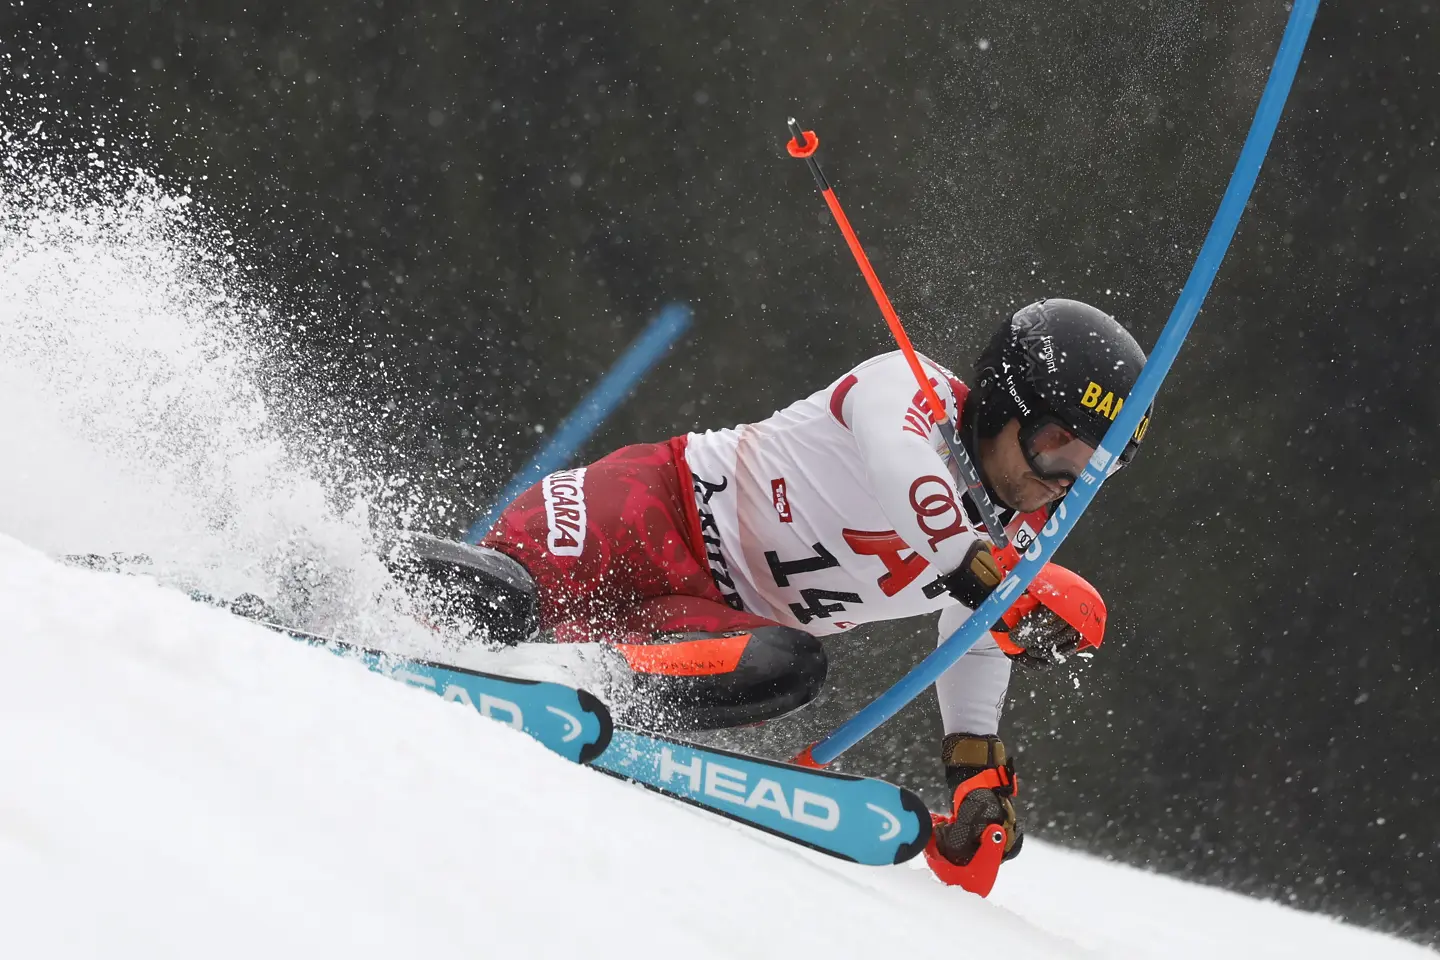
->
[270,623,614,765]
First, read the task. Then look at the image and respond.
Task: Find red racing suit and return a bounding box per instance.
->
[481,438,778,644]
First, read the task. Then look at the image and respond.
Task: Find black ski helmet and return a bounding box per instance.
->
[971,299,1152,468]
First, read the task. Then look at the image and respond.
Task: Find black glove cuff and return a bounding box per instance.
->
[941,541,1004,607]
[942,733,1009,794]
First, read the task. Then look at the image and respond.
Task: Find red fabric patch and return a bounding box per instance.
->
[771,477,793,523]
[829,373,859,428]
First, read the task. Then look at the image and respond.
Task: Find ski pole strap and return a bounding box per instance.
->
[798,0,1320,768]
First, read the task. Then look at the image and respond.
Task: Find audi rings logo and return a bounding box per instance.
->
[908,475,966,550]
[994,500,1074,607]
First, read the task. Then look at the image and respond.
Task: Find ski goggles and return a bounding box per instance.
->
[1019,416,1100,483]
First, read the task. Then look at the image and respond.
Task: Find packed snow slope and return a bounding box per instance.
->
[0,537,1433,960]
[0,137,1431,959]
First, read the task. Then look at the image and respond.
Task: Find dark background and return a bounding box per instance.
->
[5,0,1437,942]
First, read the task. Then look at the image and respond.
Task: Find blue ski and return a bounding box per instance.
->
[63,553,927,863]
[591,729,930,865]
[273,625,613,765]
[283,626,927,863]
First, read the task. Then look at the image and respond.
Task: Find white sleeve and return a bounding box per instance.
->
[933,603,1012,736]
[840,352,983,573]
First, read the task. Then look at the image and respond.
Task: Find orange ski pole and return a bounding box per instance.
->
[785,118,1009,551]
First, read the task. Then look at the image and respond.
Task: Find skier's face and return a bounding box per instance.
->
[980,419,1072,512]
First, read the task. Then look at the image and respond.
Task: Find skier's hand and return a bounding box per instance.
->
[987,562,1104,669]
[992,603,1083,670]
[940,540,1005,608]
[941,543,1079,668]
[933,734,1023,865]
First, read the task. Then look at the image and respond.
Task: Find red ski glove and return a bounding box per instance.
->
[925,734,1020,897]
[988,562,1106,668]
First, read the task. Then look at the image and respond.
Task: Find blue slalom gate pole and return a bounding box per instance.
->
[465,303,693,543]
[802,0,1320,768]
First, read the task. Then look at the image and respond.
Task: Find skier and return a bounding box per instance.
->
[390,298,1151,878]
